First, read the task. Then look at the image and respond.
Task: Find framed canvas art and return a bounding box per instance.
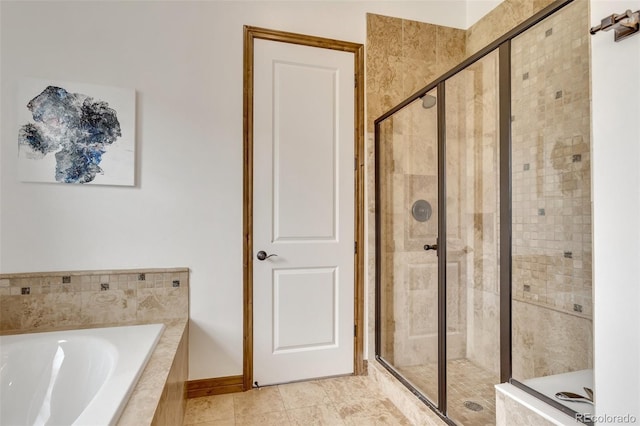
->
[18,78,136,186]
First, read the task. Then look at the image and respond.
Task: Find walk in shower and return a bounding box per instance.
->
[374,1,592,424]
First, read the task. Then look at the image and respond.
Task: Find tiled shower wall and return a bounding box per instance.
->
[368,0,592,380]
[0,268,189,333]
[466,0,556,56]
[366,13,466,134]
[450,52,501,376]
[510,0,593,379]
[366,14,465,364]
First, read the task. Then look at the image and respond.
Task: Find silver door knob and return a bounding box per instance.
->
[257,250,278,261]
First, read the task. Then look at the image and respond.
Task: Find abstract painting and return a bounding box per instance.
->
[18,79,135,186]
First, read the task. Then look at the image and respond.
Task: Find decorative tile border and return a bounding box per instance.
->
[0,268,189,333]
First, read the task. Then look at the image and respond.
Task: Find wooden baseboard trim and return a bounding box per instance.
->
[187,375,244,398]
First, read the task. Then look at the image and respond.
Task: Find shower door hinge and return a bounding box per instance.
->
[354,241,357,254]
[354,324,357,337]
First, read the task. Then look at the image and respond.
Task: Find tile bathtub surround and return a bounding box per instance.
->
[0,268,190,425]
[0,268,189,333]
[118,319,189,426]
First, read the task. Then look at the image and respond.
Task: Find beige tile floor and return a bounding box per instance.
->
[183,375,414,426]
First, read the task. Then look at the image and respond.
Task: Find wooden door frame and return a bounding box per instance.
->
[242,25,365,391]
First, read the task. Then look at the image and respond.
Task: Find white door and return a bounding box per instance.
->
[252,38,355,386]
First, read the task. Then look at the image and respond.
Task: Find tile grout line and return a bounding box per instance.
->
[276,385,290,425]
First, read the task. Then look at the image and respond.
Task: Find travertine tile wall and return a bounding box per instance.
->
[368,0,592,382]
[0,268,189,333]
[511,0,592,317]
[366,13,466,133]
[464,0,593,381]
[449,52,501,376]
[466,0,556,57]
[366,14,465,364]
[510,0,593,379]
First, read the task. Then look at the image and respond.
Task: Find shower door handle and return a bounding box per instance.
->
[423,244,438,251]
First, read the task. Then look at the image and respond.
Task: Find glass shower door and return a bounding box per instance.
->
[510,0,594,417]
[374,2,591,424]
[444,49,501,425]
[376,49,502,425]
[377,88,440,406]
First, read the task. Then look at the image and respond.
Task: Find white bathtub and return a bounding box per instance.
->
[524,369,594,416]
[0,323,164,426]
[496,369,595,425]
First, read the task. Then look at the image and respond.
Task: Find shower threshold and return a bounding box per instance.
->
[397,358,500,425]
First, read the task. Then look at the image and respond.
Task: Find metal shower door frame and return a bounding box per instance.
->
[373,0,580,423]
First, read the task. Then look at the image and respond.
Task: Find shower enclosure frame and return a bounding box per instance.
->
[373,0,587,423]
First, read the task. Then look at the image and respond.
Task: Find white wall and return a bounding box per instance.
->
[0,1,467,380]
[4,3,639,418]
[466,0,504,27]
[591,0,640,422]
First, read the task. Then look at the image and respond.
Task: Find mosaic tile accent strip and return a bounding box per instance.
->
[0,268,189,333]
